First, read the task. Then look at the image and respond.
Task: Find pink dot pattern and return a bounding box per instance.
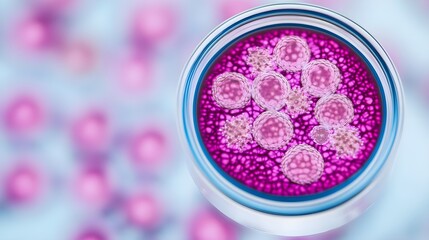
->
[281,144,324,185]
[197,28,383,196]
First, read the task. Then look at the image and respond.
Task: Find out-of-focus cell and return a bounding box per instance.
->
[246,47,272,74]
[217,0,257,21]
[285,87,311,115]
[117,54,153,94]
[189,208,237,240]
[315,94,354,127]
[34,0,75,10]
[252,111,293,150]
[71,110,110,153]
[74,167,112,207]
[252,71,290,110]
[274,36,311,72]
[212,72,251,109]
[3,93,45,136]
[3,162,42,203]
[13,12,59,52]
[281,144,324,185]
[75,227,109,240]
[132,4,177,45]
[123,192,164,230]
[61,41,96,74]
[220,113,252,150]
[301,59,341,97]
[330,126,362,157]
[310,125,330,145]
[128,125,171,171]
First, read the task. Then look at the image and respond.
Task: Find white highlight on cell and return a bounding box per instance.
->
[315,94,354,127]
[310,125,330,145]
[212,72,251,109]
[301,59,341,97]
[252,111,293,150]
[330,126,363,157]
[246,47,272,74]
[281,144,324,185]
[285,87,311,115]
[252,71,290,110]
[220,114,252,150]
[274,36,311,72]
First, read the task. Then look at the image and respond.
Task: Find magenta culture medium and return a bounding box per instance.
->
[178,4,403,236]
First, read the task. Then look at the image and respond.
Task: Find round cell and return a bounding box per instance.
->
[310,125,331,145]
[315,94,354,127]
[252,71,290,110]
[281,144,324,185]
[252,111,293,150]
[301,59,341,97]
[274,36,311,72]
[212,72,251,109]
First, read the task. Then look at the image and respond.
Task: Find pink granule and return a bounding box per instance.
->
[197,28,383,196]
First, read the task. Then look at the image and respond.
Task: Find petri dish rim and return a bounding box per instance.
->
[178,4,403,216]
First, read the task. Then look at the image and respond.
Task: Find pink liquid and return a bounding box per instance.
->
[197,28,383,197]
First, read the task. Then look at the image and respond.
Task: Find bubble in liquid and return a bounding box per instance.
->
[301,59,341,97]
[281,144,324,185]
[123,192,163,229]
[330,126,363,157]
[220,113,252,150]
[4,163,42,203]
[285,87,311,115]
[245,47,272,74]
[189,208,237,240]
[212,72,251,109]
[252,71,290,110]
[310,125,331,145]
[274,36,311,72]
[3,94,44,136]
[315,94,354,128]
[252,111,293,150]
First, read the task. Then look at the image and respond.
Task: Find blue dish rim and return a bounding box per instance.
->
[180,5,400,215]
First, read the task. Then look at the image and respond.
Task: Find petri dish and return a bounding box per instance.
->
[177,4,403,236]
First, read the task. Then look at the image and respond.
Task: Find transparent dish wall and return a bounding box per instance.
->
[178,4,403,236]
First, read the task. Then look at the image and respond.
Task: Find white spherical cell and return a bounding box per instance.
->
[212,72,251,109]
[252,111,293,150]
[252,71,290,110]
[315,94,354,127]
[281,144,324,185]
[274,36,311,72]
[301,59,341,97]
[310,125,331,145]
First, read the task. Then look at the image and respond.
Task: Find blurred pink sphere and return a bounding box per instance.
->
[35,0,75,10]
[189,209,237,240]
[4,163,42,203]
[14,13,58,51]
[132,4,177,45]
[217,0,256,21]
[128,126,170,171]
[124,192,163,229]
[117,55,152,93]
[3,93,45,136]
[75,227,109,240]
[71,110,110,152]
[74,167,112,207]
[61,41,96,74]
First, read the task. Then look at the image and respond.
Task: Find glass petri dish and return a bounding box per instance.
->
[177,4,403,236]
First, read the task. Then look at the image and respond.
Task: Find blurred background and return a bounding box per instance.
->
[0,0,428,239]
